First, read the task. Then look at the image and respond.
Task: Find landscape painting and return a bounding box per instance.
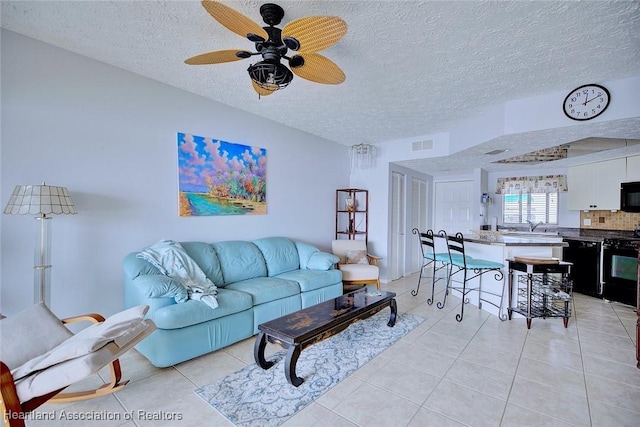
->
[178,132,267,216]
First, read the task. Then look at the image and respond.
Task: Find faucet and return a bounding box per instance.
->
[526,220,544,232]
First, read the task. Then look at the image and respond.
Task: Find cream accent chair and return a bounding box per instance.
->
[1,303,156,427]
[331,239,381,290]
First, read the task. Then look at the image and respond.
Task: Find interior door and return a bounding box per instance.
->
[390,172,405,280]
[410,178,428,273]
[434,180,473,235]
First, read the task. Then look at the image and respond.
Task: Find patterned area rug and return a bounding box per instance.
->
[195,310,424,427]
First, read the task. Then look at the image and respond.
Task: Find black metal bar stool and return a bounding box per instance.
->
[439,232,506,322]
[411,228,450,304]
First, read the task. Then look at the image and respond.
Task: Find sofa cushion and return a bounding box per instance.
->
[225,277,300,305]
[181,242,225,286]
[124,242,224,287]
[149,288,252,329]
[253,237,299,276]
[338,263,379,281]
[212,241,267,285]
[276,269,343,293]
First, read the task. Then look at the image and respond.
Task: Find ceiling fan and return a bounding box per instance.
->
[185,1,347,97]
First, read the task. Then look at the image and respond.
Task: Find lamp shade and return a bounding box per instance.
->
[3,184,77,216]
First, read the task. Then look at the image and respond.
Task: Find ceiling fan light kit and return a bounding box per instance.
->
[186,1,347,97]
[248,61,293,91]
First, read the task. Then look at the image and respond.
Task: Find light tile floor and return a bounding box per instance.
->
[29,273,640,426]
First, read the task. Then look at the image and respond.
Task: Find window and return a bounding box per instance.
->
[503,192,558,224]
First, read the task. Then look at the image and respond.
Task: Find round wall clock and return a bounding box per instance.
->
[563,84,610,121]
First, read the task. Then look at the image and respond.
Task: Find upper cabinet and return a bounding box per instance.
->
[627,155,640,182]
[568,158,626,211]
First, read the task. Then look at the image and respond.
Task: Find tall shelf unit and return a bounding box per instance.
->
[335,189,368,243]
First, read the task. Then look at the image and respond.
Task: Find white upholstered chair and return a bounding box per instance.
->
[1,303,156,427]
[331,239,381,290]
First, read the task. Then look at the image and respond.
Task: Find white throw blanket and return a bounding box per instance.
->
[12,305,151,381]
[136,239,219,309]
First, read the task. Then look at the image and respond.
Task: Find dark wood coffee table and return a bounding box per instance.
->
[254,288,397,386]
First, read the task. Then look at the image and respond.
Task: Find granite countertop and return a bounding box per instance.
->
[494,227,640,242]
[463,228,639,246]
[465,235,568,247]
[559,228,639,242]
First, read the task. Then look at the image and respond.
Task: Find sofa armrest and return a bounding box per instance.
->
[132,275,188,303]
[307,252,340,270]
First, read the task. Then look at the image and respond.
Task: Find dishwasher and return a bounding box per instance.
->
[562,239,603,297]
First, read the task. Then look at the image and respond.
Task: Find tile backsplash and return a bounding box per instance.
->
[580,210,640,230]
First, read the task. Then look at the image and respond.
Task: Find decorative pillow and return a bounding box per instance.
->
[307,252,340,270]
[294,241,320,269]
[343,249,369,265]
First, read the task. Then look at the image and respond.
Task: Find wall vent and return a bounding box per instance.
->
[412,140,433,151]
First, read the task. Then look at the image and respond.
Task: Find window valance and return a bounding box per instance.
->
[495,175,567,194]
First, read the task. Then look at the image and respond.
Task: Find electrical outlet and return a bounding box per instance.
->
[583,218,592,226]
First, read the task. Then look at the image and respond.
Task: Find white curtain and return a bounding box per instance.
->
[495,175,567,194]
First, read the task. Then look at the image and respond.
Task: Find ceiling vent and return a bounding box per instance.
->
[412,140,433,151]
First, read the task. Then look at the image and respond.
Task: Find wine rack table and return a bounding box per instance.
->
[507,259,573,329]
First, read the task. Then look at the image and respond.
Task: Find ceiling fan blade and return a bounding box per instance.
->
[290,53,346,85]
[282,16,347,53]
[184,49,250,65]
[201,1,268,41]
[252,80,276,97]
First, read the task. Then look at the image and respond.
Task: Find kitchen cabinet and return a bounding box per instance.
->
[568,158,626,210]
[627,155,640,182]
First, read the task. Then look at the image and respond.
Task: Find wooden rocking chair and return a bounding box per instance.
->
[1,303,156,427]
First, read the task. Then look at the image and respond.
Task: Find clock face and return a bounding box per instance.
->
[563,84,610,121]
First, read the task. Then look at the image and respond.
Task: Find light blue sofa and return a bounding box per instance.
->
[123,237,342,367]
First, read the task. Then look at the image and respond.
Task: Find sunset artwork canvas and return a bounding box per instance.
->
[178,133,267,216]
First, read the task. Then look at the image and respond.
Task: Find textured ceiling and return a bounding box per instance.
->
[397,119,640,174]
[2,1,640,174]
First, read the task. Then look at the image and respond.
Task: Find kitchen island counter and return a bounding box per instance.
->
[464,235,568,247]
[438,233,567,320]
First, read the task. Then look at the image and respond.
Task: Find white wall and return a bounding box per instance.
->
[0,30,349,317]
[504,76,640,134]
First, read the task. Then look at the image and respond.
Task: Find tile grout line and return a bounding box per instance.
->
[499,322,528,427]
[574,298,596,427]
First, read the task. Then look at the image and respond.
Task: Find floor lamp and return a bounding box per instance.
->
[3,183,77,306]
